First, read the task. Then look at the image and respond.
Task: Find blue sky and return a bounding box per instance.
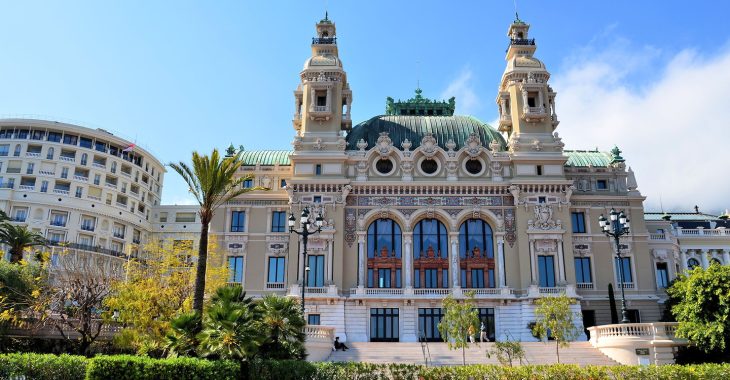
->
[1,1,728,213]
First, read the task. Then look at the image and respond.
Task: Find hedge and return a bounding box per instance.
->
[1,354,730,380]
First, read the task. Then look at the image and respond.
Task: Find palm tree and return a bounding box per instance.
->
[0,223,47,263]
[256,294,306,360]
[164,311,201,358]
[169,148,263,315]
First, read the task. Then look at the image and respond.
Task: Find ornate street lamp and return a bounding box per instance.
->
[289,207,324,315]
[598,208,631,324]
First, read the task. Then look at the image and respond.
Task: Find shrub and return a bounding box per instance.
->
[0,353,87,380]
[86,355,240,380]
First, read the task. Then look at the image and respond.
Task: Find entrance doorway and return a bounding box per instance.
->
[418,308,444,342]
[582,310,596,340]
[370,308,399,342]
[476,308,496,341]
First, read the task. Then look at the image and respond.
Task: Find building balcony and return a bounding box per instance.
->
[73,175,89,182]
[676,228,730,237]
[132,238,141,244]
[87,195,101,201]
[522,106,548,122]
[288,284,339,297]
[50,220,67,227]
[80,224,95,232]
[25,152,40,158]
[38,170,55,176]
[120,171,132,178]
[18,185,34,191]
[52,188,70,195]
[308,106,332,121]
[510,38,535,46]
[265,282,286,290]
[576,282,594,290]
[59,156,75,162]
[92,162,105,169]
[6,168,20,174]
[105,182,118,189]
[498,114,512,131]
[312,37,336,45]
[112,232,125,239]
[649,233,668,240]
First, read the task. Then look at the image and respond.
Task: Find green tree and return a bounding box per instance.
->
[0,224,47,264]
[169,148,263,316]
[164,311,201,358]
[531,293,580,363]
[0,259,45,327]
[486,340,526,367]
[256,294,306,360]
[668,264,730,354]
[438,291,479,366]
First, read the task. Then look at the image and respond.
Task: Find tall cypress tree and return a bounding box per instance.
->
[608,283,619,324]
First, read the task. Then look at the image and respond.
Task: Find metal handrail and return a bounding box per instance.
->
[419,330,432,367]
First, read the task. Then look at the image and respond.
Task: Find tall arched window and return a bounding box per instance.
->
[459,219,495,288]
[687,258,700,269]
[413,219,447,259]
[413,219,449,288]
[459,219,494,259]
[367,219,402,288]
[13,145,21,157]
[81,153,88,166]
[46,147,54,160]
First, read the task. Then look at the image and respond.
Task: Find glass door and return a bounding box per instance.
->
[418,308,444,342]
[370,308,399,342]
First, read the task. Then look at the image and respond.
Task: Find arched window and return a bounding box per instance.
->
[687,258,700,269]
[413,219,447,259]
[459,219,494,259]
[46,147,54,160]
[459,219,495,288]
[367,219,401,258]
[367,219,402,288]
[710,257,722,266]
[81,153,88,166]
[13,145,21,157]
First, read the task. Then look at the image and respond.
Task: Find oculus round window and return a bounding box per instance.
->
[465,159,483,175]
[420,159,439,175]
[375,158,394,175]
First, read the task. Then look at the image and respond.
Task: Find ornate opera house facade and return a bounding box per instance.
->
[2,16,728,343]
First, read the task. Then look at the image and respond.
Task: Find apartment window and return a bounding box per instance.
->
[306,255,325,287]
[538,255,556,287]
[16,130,28,139]
[12,209,27,222]
[271,211,287,232]
[26,163,34,174]
[79,137,93,148]
[40,180,48,192]
[110,161,117,173]
[315,164,322,176]
[46,147,54,160]
[614,257,633,283]
[571,212,586,233]
[47,132,62,142]
[230,211,246,232]
[62,134,78,145]
[242,179,253,188]
[95,141,106,152]
[13,145,21,156]
[93,174,100,185]
[47,231,65,244]
[313,195,322,203]
[75,187,83,198]
[656,262,669,288]
[228,256,244,283]
[596,180,608,190]
[424,269,438,288]
[80,217,95,231]
[61,167,69,179]
[574,257,592,284]
[31,130,45,140]
[174,212,195,222]
[80,153,88,166]
[0,145,9,156]
[50,213,67,227]
[267,257,286,283]
[536,165,543,175]
[280,179,286,188]
[307,314,321,325]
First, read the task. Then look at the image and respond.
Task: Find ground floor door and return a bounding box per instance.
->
[418,308,444,342]
[370,308,399,342]
[477,308,496,341]
[582,310,596,340]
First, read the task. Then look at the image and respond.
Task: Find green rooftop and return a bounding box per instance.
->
[239,150,292,166]
[563,150,612,167]
[644,212,720,221]
[386,89,455,116]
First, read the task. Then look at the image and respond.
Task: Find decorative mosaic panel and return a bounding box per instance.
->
[355,196,504,208]
[345,208,357,247]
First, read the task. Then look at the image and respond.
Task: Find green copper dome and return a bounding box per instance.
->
[346,115,507,152]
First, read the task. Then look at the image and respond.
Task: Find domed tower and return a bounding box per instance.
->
[290,13,352,179]
[496,17,566,178]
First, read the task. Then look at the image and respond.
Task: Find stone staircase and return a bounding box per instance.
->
[327,341,618,366]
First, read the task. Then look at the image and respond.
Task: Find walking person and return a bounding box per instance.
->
[468,324,476,344]
[480,322,488,342]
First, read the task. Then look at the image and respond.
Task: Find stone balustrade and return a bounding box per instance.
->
[587,322,686,365]
[304,325,336,362]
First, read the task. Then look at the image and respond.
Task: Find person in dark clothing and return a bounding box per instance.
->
[334,336,349,351]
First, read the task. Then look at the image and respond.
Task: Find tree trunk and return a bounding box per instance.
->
[9,246,22,263]
[462,345,466,366]
[556,339,560,363]
[192,220,210,316]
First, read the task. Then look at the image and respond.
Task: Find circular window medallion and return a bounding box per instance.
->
[464,158,485,176]
[419,158,439,175]
[375,158,394,175]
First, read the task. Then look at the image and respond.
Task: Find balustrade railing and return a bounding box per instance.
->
[312,37,337,44]
[266,282,286,290]
[588,322,682,346]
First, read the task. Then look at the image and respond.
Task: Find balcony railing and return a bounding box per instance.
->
[676,228,730,237]
[52,188,70,195]
[73,175,89,182]
[25,152,41,157]
[310,105,330,113]
[120,171,132,178]
[47,241,129,259]
[50,220,67,227]
[413,288,452,296]
[11,216,27,222]
[576,282,594,289]
[649,233,667,240]
[59,155,75,162]
[92,162,105,169]
[105,182,118,189]
[112,232,125,239]
[87,195,101,201]
[18,185,34,191]
[312,37,336,44]
[38,170,55,176]
[132,238,141,244]
[510,38,535,46]
[80,224,95,232]
[265,282,286,290]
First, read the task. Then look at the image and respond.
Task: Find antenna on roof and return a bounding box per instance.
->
[416,60,421,90]
[513,0,520,21]
[659,194,665,214]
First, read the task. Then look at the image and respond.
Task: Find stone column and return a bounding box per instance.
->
[700,249,710,269]
[497,237,506,287]
[357,234,365,287]
[326,237,334,284]
[450,234,460,288]
[326,88,332,109]
[528,239,537,284]
[556,239,566,283]
[722,249,730,266]
[404,233,413,288]
[679,249,688,272]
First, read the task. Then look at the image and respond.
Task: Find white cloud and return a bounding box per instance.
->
[553,39,730,213]
[440,67,480,115]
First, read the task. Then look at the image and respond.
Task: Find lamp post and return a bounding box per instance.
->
[289,207,323,315]
[598,208,631,324]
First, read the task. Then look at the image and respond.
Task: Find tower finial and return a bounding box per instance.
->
[513,0,520,21]
[325,11,328,21]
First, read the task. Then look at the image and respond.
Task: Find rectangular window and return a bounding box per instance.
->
[47,132,62,142]
[306,255,325,287]
[267,256,286,283]
[395,268,402,288]
[377,268,391,288]
[62,134,78,145]
[315,164,322,176]
[574,257,592,284]
[614,257,633,283]
[538,255,556,287]
[596,180,608,190]
[26,162,34,174]
[31,130,45,140]
[316,95,327,107]
[471,269,485,288]
[656,262,669,288]
[487,268,495,288]
[242,179,253,188]
[414,269,420,288]
[40,180,48,192]
[536,165,543,175]
[271,211,287,232]
[280,179,286,188]
[0,145,9,156]
[228,256,244,283]
[308,314,321,325]
[75,187,82,198]
[571,212,586,233]
[79,137,93,148]
[424,269,438,288]
[230,211,246,232]
[95,141,107,152]
[367,268,374,288]
[313,195,322,203]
